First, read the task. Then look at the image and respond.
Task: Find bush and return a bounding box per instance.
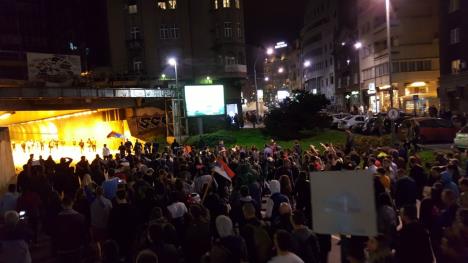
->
[353,135,392,153]
[264,91,330,140]
[186,133,236,147]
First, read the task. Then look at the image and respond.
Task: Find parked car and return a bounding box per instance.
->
[362,117,380,135]
[377,112,412,133]
[398,117,459,143]
[338,115,366,130]
[454,125,468,149]
[331,113,350,129]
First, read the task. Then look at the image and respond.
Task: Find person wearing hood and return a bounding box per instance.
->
[265,180,289,224]
[440,170,459,197]
[210,215,248,263]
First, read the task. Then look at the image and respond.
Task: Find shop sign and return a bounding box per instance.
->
[368,83,376,94]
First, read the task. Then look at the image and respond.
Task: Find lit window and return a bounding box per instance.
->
[449,0,460,13]
[235,0,240,9]
[133,59,143,72]
[214,0,219,9]
[450,28,460,44]
[168,0,176,9]
[130,26,140,40]
[223,0,230,8]
[224,22,232,38]
[158,1,166,9]
[452,59,461,74]
[128,4,138,14]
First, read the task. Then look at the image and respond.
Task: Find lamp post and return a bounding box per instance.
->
[168,57,180,142]
[253,47,274,126]
[354,42,363,106]
[385,0,394,109]
[383,0,397,144]
[303,60,311,90]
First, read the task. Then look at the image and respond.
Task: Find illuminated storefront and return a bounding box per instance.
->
[367,83,398,113]
[399,81,439,114]
[365,81,438,114]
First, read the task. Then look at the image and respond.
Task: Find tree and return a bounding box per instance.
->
[264,90,331,139]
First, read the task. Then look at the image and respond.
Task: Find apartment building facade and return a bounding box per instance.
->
[439,0,468,112]
[357,0,440,114]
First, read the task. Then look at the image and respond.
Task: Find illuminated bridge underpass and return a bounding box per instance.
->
[0,85,177,186]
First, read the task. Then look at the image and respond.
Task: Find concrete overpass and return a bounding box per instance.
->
[0,83,176,110]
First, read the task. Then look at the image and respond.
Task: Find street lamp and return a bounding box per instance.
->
[383,0,397,144]
[167,57,178,90]
[384,0,394,109]
[167,57,180,142]
[253,46,279,126]
[354,42,363,50]
[302,60,311,90]
[266,47,274,55]
[354,41,364,107]
[278,67,284,73]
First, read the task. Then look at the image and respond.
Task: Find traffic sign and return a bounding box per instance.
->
[387,108,399,121]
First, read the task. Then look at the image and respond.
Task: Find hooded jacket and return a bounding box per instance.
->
[265,180,289,222]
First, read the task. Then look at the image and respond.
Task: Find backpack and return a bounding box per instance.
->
[296,233,321,263]
[246,223,273,263]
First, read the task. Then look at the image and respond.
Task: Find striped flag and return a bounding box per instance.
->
[217,157,235,178]
[107,131,125,139]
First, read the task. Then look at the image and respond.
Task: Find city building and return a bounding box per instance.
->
[301,0,338,104]
[263,40,302,105]
[301,0,363,110]
[357,0,440,114]
[439,0,468,112]
[333,0,360,112]
[106,0,247,108]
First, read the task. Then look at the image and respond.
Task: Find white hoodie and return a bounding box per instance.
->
[265,180,281,219]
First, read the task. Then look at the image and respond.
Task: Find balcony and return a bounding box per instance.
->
[224,64,247,73]
[126,38,143,51]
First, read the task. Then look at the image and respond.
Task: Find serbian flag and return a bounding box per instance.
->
[212,166,231,182]
[107,131,125,139]
[217,157,235,178]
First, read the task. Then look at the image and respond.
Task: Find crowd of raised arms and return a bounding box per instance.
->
[0,137,467,263]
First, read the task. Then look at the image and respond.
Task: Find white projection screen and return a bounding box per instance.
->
[184,85,225,117]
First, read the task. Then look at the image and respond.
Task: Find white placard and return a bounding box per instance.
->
[310,170,377,236]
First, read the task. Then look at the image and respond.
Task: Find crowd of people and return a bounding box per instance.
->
[11,138,100,154]
[0,136,467,263]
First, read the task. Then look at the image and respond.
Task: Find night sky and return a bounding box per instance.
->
[244,0,308,46]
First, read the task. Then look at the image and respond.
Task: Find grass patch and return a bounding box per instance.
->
[417,150,436,166]
[187,129,346,149]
